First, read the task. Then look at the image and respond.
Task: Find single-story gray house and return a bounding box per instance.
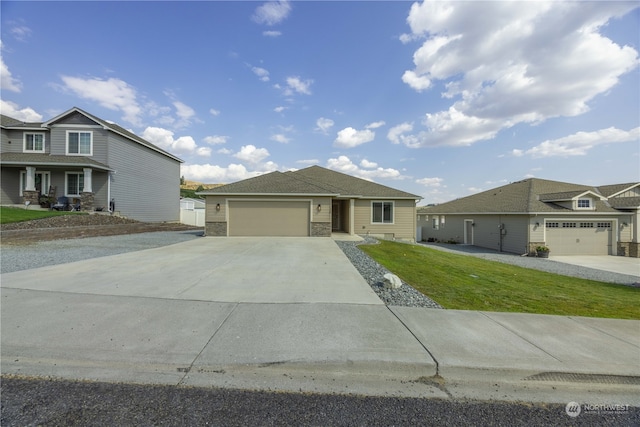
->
[198,165,421,240]
[417,178,639,257]
[1,107,182,222]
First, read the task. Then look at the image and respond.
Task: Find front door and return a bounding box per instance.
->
[21,171,51,196]
[464,220,474,244]
[332,201,341,231]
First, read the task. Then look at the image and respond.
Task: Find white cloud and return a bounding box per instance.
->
[60,76,142,126]
[210,108,220,116]
[360,159,378,169]
[204,135,228,145]
[366,121,386,129]
[315,117,334,134]
[181,163,261,183]
[142,126,197,154]
[271,133,290,144]
[217,148,233,155]
[284,76,313,96]
[0,42,22,92]
[196,147,212,157]
[252,66,270,82]
[274,106,287,113]
[252,0,291,26]
[326,156,403,181]
[387,122,414,145]
[263,30,282,37]
[524,127,640,158]
[416,177,443,187]
[9,22,32,42]
[334,127,375,148]
[173,101,196,128]
[234,144,270,164]
[0,100,42,121]
[398,1,639,147]
[512,149,524,157]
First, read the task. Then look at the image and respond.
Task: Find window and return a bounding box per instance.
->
[546,222,559,228]
[372,201,393,224]
[20,171,50,196]
[66,172,84,196]
[577,199,591,209]
[562,222,577,228]
[433,216,439,230]
[66,131,92,155]
[440,215,445,229]
[579,222,594,228]
[597,222,611,229]
[23,133,45,152]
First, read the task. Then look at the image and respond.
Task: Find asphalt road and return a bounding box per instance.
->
[1,377,638,426]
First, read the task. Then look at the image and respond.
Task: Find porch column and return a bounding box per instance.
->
[25,166,36,191]
[349,199,355,235]
[82,168,93,192]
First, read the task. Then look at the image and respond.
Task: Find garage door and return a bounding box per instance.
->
[228,200,310,237]
[545,221,612,255]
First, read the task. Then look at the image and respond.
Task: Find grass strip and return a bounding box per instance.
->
[360,240,640,319]
[0,207,86,224]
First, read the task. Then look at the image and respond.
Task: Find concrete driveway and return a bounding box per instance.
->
[1,237,382,304]
[550,255,640,278]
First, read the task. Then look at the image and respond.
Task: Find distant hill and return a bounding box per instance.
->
[180,180,224,190]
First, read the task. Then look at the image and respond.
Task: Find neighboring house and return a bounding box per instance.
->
[0,107,182,222]
[180,197,205,227]
[417,178,640,257]
[198,165,421,240]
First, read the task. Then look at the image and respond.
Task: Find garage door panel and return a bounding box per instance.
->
[229,201,310,237]
[545,223,612,255]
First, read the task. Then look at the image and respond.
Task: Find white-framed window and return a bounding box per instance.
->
[440,215,446,229]
[66,131,93,155]
[577,198,591,209]
[20,171,50,196]
[597,222,612,229]
[562,222,577,228]
[23,133,45,152]
[372,201,393,224]
[579,222,594,228]
[433,216,439,230]
[546,222,559,228]
[65,172,85,196]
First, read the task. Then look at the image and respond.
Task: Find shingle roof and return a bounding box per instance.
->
[608,197,640,209]
[598,183,639,197]
[2,108,182,163]
[199,165,421,199]
[417,178,626,214]
[0,152,112,170]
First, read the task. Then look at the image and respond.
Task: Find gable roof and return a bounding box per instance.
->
[417,178,629,214]
[2,107,183,163]
[199,165,421,200]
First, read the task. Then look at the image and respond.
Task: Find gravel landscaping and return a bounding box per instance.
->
[336,237,443,308]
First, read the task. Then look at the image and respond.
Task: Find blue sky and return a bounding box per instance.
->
[1,1,638,205]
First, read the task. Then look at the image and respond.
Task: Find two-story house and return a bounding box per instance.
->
[1,107,182,222]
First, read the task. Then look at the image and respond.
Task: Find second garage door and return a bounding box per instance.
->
[545,221,613,255]
[228,200,310,237]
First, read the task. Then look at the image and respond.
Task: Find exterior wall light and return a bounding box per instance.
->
[216,203,221,211]
[317,204,322,212]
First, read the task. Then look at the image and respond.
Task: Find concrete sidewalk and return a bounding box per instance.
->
[2,237,639,404]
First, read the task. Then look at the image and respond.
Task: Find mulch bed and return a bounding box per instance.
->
[1,214,202,245]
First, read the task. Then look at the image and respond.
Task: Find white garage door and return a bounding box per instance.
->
[228,200,310,237]
[545,221,613,255]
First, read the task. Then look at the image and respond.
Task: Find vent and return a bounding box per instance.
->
[524,372,640,385]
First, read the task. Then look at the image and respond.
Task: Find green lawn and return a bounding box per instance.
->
[359,240,640,319]
[0,206,86,224]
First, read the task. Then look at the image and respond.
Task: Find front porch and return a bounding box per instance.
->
[331,198,355,235]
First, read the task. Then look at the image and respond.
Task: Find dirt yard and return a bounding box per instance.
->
[1,214,202,245]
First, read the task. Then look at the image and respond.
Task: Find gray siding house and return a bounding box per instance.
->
[199,166,421,241]
[1,107,182,222]
[417,179,639,257]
